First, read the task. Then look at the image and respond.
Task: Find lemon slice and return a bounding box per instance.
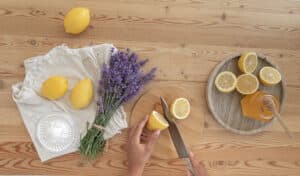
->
[236,73,259,95]
[259,66,281,86]
[170,98,190,119]
[215,71,237,93]
[146,111,169,131]
[238,52,258,73]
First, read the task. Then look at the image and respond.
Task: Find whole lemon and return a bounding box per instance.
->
[70,78,94,109]
[41,76,68,100]
[64,7,90,34]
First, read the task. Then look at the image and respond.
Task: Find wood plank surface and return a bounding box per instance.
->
[0,0,299,175]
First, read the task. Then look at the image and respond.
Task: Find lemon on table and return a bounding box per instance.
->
[41,76,68,100]
[64,7,90,34]
[70,78,94,109]
[238,52,258,73]
[259,66,282,86]
[146,111,169,131]
[215,71,237,93]
[236,73,259,95]
[170,98,190,119]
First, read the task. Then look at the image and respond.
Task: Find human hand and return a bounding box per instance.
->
[187,152,208,176]
[127,116,160,176]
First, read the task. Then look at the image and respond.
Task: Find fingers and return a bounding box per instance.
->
[132,116,149,144]
[188,151,207,176]
[189,151,201,168]
[186,169,191,176]
[145,130,160,150]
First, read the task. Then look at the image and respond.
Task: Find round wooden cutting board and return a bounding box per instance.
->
[130,86,204,160]
[207,53,286,135]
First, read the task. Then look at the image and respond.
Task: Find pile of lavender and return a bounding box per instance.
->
[79,49,156,159]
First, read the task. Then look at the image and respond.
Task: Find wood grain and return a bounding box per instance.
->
[0,0,300,175]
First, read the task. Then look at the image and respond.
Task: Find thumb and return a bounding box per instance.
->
[146,130,160,150]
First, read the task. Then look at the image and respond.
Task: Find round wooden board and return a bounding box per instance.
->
[207,53,286,135]
[130,86,204,159]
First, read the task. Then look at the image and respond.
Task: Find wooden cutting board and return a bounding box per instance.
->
[130,86,204,159]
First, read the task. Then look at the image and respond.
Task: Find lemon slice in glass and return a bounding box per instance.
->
[215,71,237,93]
[170,98,190,119]
[236,73,259,95]
[238,52,258,73]
[146,111,169,131]
[259,66,281,86]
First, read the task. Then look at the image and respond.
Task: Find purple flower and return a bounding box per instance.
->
[98,49,156,112]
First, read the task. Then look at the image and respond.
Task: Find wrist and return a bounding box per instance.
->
[128,164,145,176]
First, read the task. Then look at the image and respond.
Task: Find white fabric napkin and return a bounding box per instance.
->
[12,44,128,162]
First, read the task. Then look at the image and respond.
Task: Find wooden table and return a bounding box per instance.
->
[0,0,299,175]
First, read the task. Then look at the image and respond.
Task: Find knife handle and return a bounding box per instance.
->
[184,158,196,176]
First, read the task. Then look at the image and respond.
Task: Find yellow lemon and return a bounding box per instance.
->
[70,78,94,109]
[259,66,281,86]
[64,7,90,34]
[238,52,258,73]
[41,76,68,100]
[170,98,190,119]
[236,73,259,95]
[146,111,169,131]
[215,71,237,93]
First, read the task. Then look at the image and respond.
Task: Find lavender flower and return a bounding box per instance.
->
[80,49,156,159]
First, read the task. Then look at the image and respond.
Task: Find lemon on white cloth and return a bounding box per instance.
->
[238,52,258,73]
[259,66,281,86]
[146,111,169,131]
[170,98,190,119]
[41,76,68,100]
[64,7,90,34]
[236,73,259,95]
[215,71,237,93]
[70,78,94,109]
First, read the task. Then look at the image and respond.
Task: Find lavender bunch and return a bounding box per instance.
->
[79,49,156,159]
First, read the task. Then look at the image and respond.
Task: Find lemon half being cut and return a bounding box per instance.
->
[259,66,281,86]
[170,98,191,119]
[215,71,237,93]
[146,111,169,131]
[238,52,258,73]
[236,73,259,95]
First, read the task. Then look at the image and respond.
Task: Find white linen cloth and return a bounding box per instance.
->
[12,44,128,162]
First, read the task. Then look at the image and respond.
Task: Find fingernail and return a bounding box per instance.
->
[154,130,160,136]
[189,151,194,157]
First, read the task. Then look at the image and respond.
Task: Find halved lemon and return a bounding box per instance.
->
[215,71,237,93]
[259,66,281,86]
[146,111,169,131]
[236,73,259,95]
[170,98,190,119]
[238,52,258,73]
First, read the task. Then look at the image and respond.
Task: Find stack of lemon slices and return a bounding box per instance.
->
[215,52,282,95]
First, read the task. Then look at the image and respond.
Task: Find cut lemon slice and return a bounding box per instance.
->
[238,52,258,73]
[236,73,259,95]
[215,71,237,93]
[146,111,169,131]
[170,98,190,119]
[259,66,281,86]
